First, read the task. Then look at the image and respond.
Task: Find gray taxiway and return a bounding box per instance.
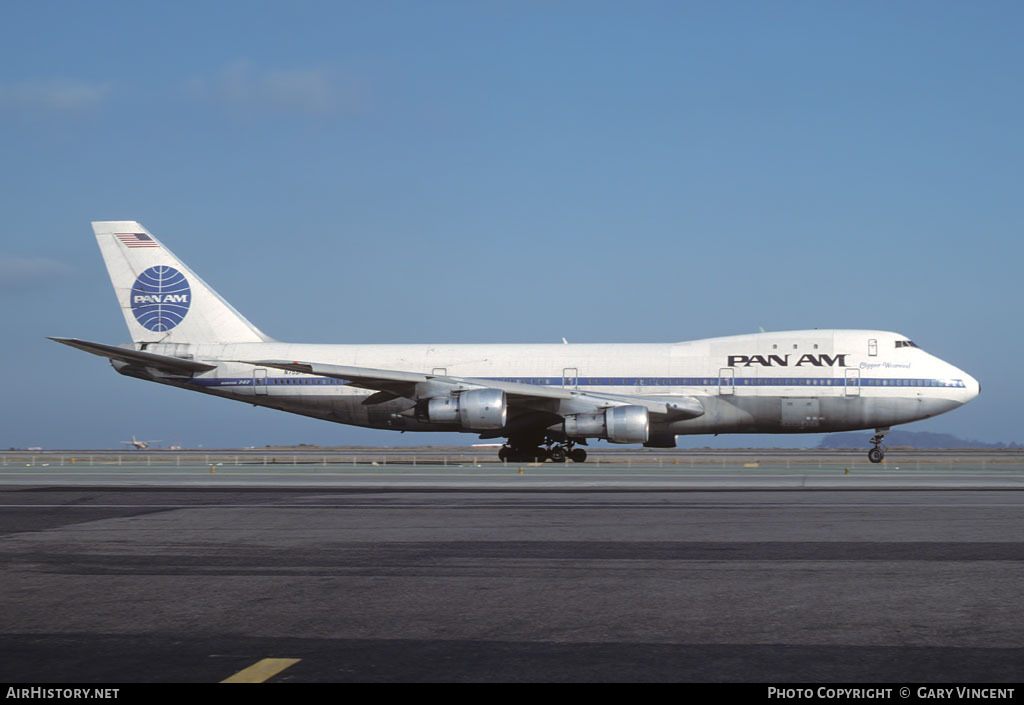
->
[1,449,1022,682]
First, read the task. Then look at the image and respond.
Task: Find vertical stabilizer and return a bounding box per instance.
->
[93,221,272,344]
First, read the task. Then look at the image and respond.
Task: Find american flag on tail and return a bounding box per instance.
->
[115,233,160,248]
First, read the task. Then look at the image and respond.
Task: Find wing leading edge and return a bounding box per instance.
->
[241,359,705,420]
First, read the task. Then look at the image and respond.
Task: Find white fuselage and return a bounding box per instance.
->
[122,329,979,441]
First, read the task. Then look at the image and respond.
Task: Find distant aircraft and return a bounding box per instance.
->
[121,435,160,449]
[53,221,979,464]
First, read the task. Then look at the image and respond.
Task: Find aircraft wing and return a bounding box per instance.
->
[243,359,705,420]
[50,337,217,374]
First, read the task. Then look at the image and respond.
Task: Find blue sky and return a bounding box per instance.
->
[2,1,1020,449]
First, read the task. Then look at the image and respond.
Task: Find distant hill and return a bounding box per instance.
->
[818,431,1021,450]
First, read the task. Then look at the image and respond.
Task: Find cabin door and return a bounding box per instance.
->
[562,367,579,390]
[719,368,734,395]
[845,368,861,397]
[253,368,268,395]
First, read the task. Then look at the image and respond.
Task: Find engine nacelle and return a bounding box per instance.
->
[424,389,507,430]
[563,405,650,444]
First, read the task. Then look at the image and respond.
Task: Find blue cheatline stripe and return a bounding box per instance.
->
[185,376,966,389]
[189,377,350,387]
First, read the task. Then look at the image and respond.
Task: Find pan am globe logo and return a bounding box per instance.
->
[130,266,191,332]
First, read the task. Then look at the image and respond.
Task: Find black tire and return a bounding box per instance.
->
[569,448,587,463]
[868,448,884,464]
[549,446,566,463]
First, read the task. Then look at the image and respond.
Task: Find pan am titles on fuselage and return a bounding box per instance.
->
[52,221,980,464]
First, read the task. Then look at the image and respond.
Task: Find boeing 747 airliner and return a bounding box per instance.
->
[52,221,979,463]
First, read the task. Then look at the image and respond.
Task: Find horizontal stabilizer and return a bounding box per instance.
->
[49,337,217,374]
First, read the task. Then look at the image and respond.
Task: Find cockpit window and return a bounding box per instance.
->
[895,340,920,349]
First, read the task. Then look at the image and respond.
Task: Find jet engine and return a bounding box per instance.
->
[563,405,650,443]
[419,388,507,430]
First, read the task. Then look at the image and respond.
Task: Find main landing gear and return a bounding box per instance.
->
[867,427,889,464]
[497,436,588,463]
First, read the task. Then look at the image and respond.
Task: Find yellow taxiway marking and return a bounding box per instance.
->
[221,658,301,683]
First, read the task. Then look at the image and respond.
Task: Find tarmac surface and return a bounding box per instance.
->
[1,449,1022,682]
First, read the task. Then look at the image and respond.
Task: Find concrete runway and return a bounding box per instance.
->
[1,451,1023,682]
[3,448,1024,489]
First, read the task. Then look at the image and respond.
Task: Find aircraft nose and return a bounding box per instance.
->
[958,369,980,403]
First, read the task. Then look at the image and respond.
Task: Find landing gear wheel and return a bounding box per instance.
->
[867,427,889,465]
[502,435,588,464]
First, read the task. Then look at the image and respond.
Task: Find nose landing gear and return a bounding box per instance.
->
[868,427,889,464]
